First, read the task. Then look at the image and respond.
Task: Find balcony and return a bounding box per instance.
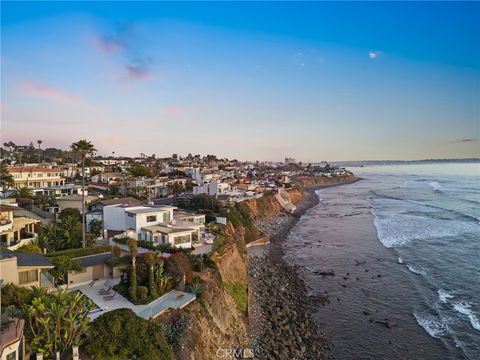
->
[0,317,24,355]
[0,219,13,232]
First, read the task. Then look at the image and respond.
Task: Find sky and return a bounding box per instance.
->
[1,1,479,161]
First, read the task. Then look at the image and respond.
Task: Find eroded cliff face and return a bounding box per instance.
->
[178,228,249,360]
[296,173,357,187]
[242,186,304,219]
[178,175,356,359]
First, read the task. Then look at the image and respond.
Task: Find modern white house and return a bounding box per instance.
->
[103,204,205,249]
[193,181,233,196]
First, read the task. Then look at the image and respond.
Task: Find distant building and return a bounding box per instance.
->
[7,166,65,189]
[0,205,39,250]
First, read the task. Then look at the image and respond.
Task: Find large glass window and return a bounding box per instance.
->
[174,234,191,245]
[19,270,38,284]
[146,215,157,222]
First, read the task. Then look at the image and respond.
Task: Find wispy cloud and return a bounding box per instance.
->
[21,82,79,104]
[368,50,381,60]
[94,21,154,82]
[448,138,477,144]
[160,105,187,117]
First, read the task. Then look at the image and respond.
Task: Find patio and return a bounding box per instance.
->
[74,279,196,321]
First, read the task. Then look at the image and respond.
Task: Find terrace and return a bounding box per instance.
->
[75,279,195,321]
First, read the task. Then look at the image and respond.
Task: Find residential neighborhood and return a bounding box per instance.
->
[0,139,353,359]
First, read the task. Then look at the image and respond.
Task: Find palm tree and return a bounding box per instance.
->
[0,163,14,197]
[37,139,43,163]
[70,140,96,248]
[12,187,33,199]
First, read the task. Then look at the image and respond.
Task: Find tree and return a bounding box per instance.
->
[89,219,103,236]
[0,163,14,197]
[49,256,82,287]
[1,283,33,308]
[144,252,158,298]
[37,139,43,163]
[15,243,42,254]
[127,239,138,301]
[86,309,172,360]
[24,288,92,358]
[71,140,96,248]
[128,164,152,177]
[11,187,33,199]
[58,208,82,223]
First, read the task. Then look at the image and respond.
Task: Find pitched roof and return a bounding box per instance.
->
[74,252,114,267]
[0,249,53,267]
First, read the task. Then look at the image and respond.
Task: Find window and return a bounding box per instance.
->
[174,234,191,245]
[19,270,38,284]
[146,215,157,223]
[6,351,16,360]
[163,212,170,222]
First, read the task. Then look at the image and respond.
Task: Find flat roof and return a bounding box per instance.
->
[126,206,176,215]
[142,225,193,234]
[56,195,97,201]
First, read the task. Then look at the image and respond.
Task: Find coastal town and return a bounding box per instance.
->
[0,140,354,359]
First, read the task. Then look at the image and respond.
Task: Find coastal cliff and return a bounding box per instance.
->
[178,174,357,359]
[177,227,249,360]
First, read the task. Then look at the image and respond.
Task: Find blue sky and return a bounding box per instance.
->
[1,1,479,161]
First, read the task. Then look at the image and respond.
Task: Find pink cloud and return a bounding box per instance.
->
[125,65,154,81]
[22,82,79,104]
[161,105,187,117]
[93,35,122,54]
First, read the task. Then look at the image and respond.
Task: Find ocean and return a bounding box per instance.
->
[284,162,480,359]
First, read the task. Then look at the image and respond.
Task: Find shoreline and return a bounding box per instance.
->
[248,178,359,359]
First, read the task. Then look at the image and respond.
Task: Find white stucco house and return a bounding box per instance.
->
[103,205,205,249]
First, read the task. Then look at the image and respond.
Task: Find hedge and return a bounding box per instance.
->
[46,245,112,259]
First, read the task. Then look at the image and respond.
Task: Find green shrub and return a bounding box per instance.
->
[160,313,190,351]
[224,282,248,316]
[86,309,173,360]
[0,283,33,308]
[137,286,148,301]
[15,243,42,254]
[46,245,112,259]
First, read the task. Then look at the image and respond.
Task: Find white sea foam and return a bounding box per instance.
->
[437,289,454,304]
[429,181,442,192]
[453,301,480,331]
[406,264,427,276]
[414,313,448,338]
[371,197,479,248]
[397,256,403,264]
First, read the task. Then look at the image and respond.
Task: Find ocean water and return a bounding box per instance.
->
[284,162,480,359]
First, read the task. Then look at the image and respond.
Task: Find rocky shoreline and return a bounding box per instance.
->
[248,185,332,360]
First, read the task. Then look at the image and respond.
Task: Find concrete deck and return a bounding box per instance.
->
[74,279,195,321]
[74,279,135,321]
